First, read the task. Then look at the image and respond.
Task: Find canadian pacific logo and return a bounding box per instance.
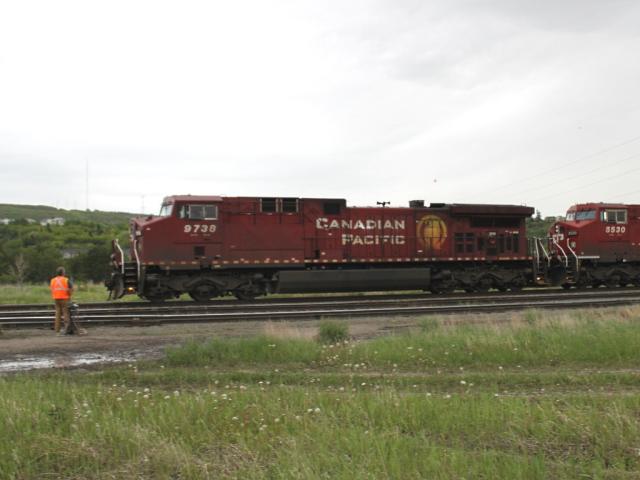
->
[417,215,447,251]
[315,217,406,245]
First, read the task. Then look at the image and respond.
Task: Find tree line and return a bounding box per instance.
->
[0,220,129,285]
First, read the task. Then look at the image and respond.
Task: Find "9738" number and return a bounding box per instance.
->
[184,224,216,234]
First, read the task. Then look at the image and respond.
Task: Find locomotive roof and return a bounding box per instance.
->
[163,195,224,203]
[444,204,534,216]
[161,195,534,216]
[568,202,640,210]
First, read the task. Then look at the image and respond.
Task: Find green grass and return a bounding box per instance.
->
[166,308,640,369]
[3,308,640,478]
[0,282,141,304]
[317,320,350,344]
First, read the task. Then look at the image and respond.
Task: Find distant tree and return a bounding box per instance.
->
[70,243,112,282]
[23,246,64,283]
[535,210,542,221]
[7,253,28,287]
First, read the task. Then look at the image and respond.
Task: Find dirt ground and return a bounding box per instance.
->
[0,316,420,369]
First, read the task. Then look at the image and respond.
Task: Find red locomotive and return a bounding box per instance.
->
[106,195,535,301]
[545,203,640,287]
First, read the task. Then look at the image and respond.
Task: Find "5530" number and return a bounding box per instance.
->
[605,225,625,234]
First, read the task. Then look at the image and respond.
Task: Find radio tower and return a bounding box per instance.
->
[85,159,89,211]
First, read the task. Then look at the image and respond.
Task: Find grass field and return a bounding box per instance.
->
[0,283,139,304]
[0,283,420,305]
[2,308,640,478]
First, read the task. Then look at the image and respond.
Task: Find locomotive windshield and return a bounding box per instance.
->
[159,203,173,216]
[574,210,596,221]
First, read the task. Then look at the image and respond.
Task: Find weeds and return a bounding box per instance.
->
[163,310,640,370]
[317,320,349,344]
[419,316,440,332]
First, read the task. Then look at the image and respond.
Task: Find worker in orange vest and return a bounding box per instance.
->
[50,266,74,334]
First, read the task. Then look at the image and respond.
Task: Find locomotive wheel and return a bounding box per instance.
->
[233,283,264,301]
[188,282,221,302]
[429,280,455,295]
[509,277,525,292]
[474,276,493,293]
[605,275,620,288]
[561,283,572,290]
[142,286,175,303]
[234,290,258,301]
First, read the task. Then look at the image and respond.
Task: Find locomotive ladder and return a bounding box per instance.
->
[122,263,139,291]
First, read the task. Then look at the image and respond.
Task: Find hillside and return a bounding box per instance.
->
[0,203,138,225]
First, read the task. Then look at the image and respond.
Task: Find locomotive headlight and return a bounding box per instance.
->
[555,225,560,233]
[570,241,577,249]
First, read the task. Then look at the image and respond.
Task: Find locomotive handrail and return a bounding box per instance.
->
[133,238,141,283]
[114,239,125,275]
[552,237,569,267]
[536,238,550,265]
[566,242,580,274]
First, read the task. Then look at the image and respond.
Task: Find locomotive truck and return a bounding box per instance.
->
[545,202,640,288]
[106,195,535,301]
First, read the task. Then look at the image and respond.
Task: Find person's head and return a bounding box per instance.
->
[56,266,65,276]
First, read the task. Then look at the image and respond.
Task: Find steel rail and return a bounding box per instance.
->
[2,287,640,314]
[1,288,639,328]
[3,287,639,313]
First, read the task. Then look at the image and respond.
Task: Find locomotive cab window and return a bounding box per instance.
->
[601,209,627,224]
[179,204,218,220]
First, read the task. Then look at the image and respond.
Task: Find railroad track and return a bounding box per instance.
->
[1,288,640,328]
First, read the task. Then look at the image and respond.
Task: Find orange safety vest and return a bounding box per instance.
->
[50,276,71,300]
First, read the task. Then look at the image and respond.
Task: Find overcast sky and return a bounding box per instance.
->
[1,0,639,216]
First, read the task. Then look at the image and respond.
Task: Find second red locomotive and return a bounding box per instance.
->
[106,195,534,301]
[546,202,640,288]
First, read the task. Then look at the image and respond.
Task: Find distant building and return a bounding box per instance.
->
[0,218,11,225]
[40,217,65,226]
[61,248,80,259]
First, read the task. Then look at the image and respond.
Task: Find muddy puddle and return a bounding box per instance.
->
[0,352,144,373]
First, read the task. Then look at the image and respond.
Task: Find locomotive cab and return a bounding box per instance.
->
[547,203,640,288]
[134,196,223,266]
